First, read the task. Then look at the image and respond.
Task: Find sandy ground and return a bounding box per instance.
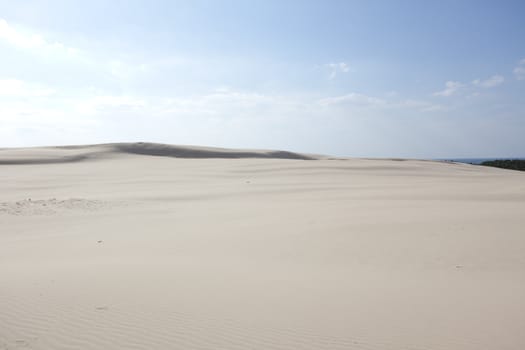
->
[1,143,524,350]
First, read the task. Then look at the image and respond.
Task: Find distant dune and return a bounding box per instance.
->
[1,143,524,350]
[0,142,319,165]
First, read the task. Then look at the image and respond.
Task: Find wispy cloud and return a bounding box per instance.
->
[319,92,384,106]
[0,18,159,92]
[395,99,447,112]
[318,92,447,113]
[161,88,278,116]
[472,75,504,88]
[107,60,151,80]
[326,62,350,79]
[0,79,55,97]
[0,18,79,57]
[514,59,525,80]
[434,74,504,99]
[433,81,463,97]
[75,95,147,114]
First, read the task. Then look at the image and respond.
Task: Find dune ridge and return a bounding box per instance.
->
[0,142,318,165]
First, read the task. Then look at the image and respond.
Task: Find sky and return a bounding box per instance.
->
[0,0,524,158]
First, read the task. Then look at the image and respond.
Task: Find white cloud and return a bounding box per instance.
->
[514,67,525,80]
[472,75,504,88]
[0,104,67,123]
[0,79,55,97]
[319,93,445,113]
[75,95,147,114]
[319,92,385,106]
[0,19,151,82]
[160,89,279,116]
[433,81,463,97]
[0,19,45,49]
[107,60,150,80]
[514,59,525,80]
[434,74,504,98]
[0,18,79,57]
[204,89,273,106]
[326,62,350,79]
[395,99,447,112]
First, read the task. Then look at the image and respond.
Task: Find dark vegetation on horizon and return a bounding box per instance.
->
[480,159,525,171]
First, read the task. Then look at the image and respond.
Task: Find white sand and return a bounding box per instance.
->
[1,143,524,349]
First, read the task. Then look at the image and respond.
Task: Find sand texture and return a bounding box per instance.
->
[1,143,524,349]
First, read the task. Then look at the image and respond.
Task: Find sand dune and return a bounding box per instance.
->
[1,144,525,349]
[0,142,317,165]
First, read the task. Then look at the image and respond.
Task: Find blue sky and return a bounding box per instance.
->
[1,0,524,158]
